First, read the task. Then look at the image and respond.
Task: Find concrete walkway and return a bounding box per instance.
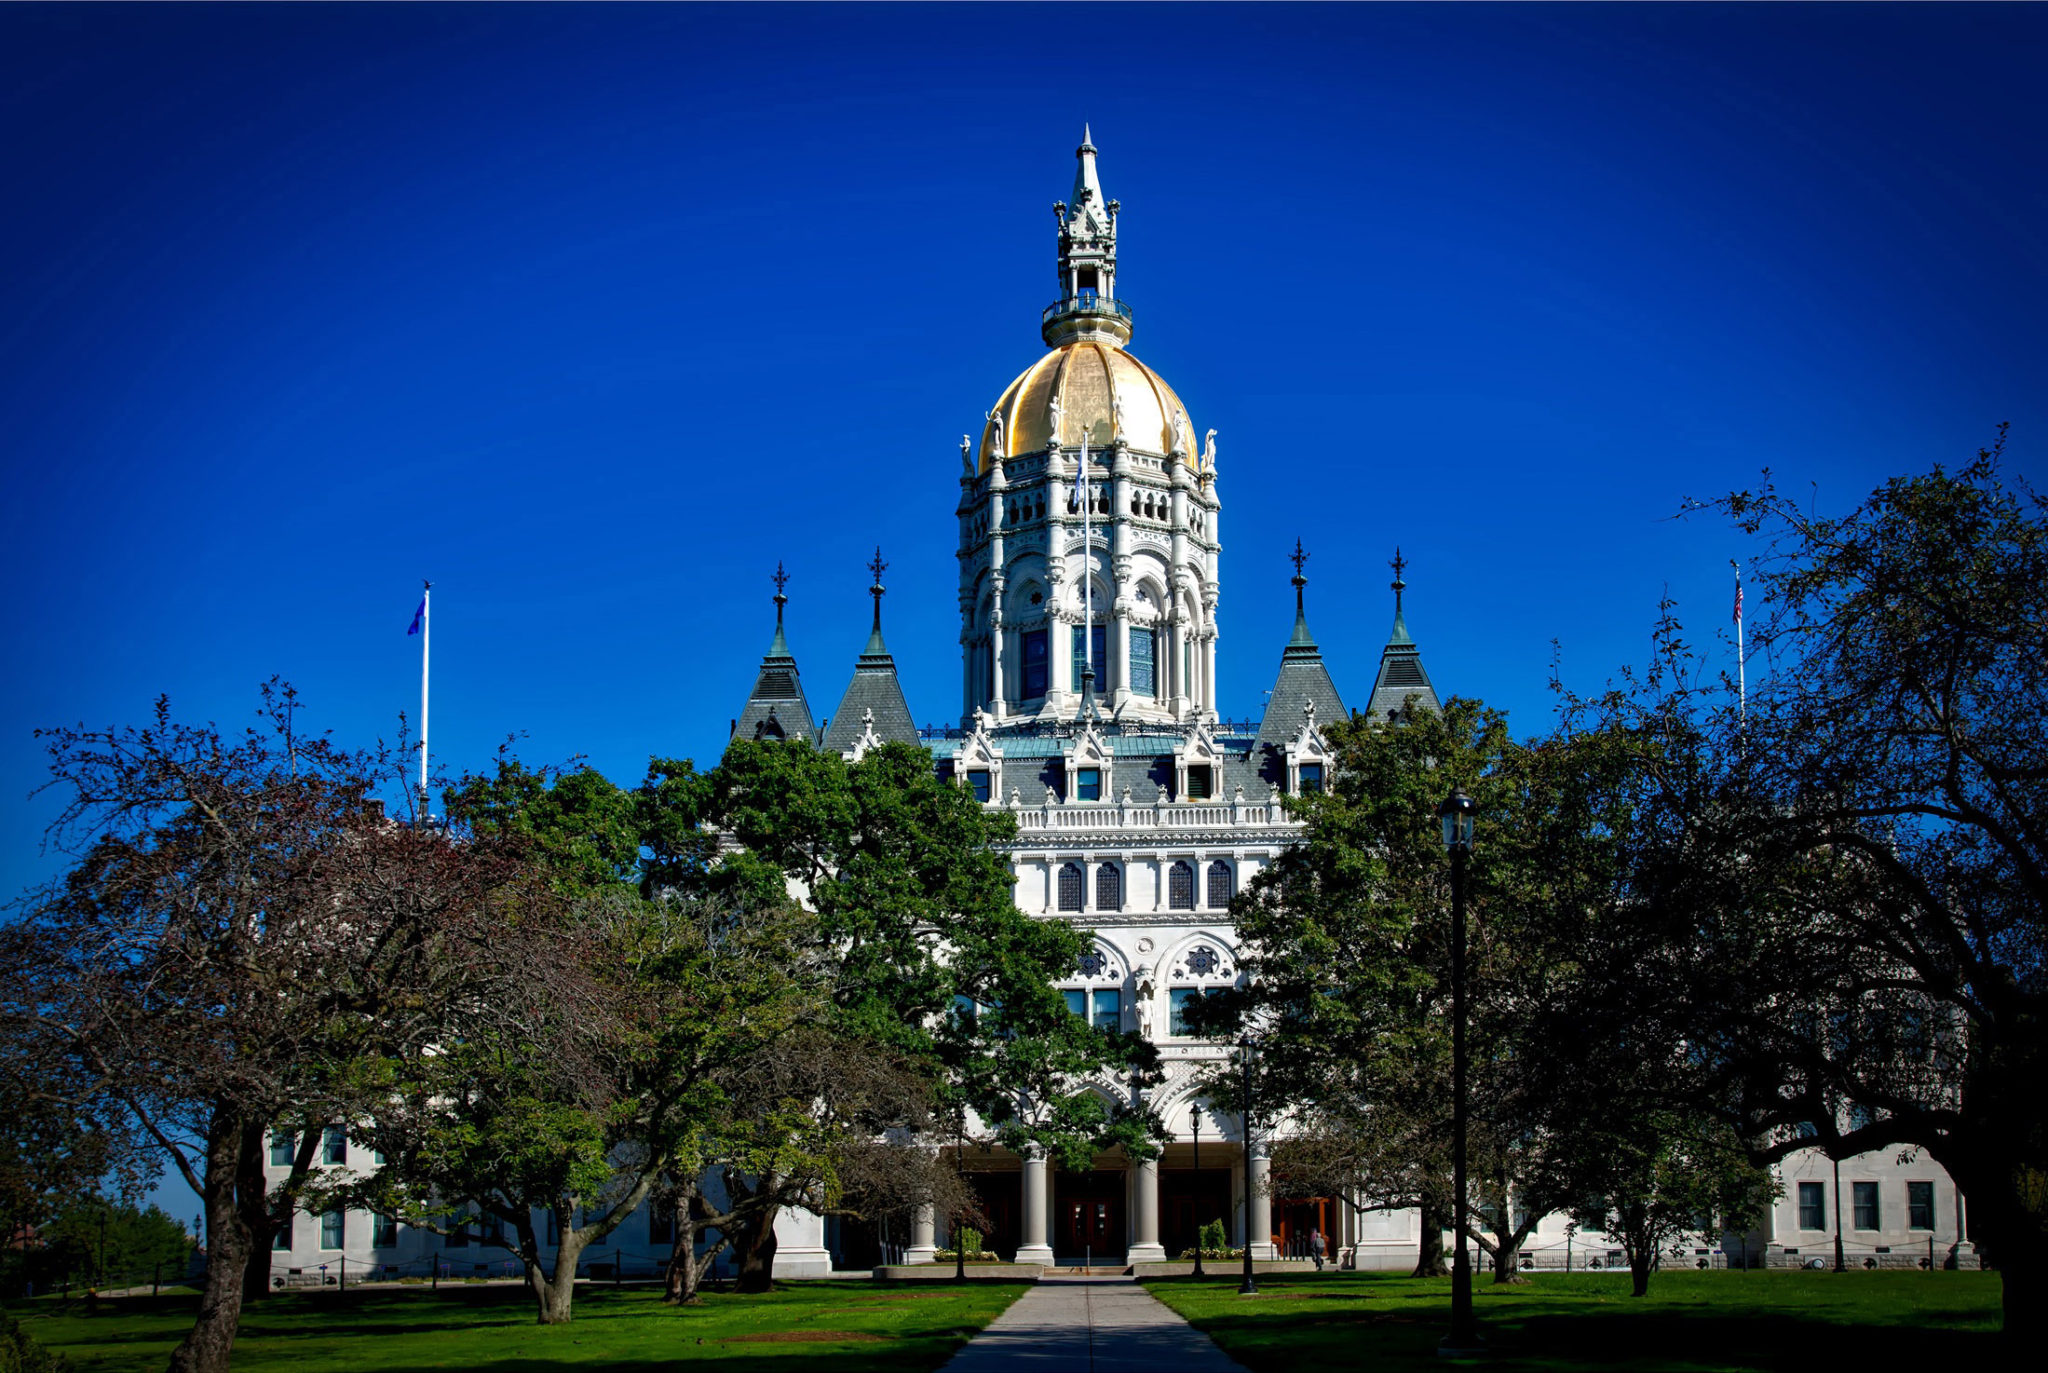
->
[940,1272,1248,1373]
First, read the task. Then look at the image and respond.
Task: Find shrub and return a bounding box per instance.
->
[1,1310,66,1373]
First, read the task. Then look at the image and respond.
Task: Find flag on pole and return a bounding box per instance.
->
[1073,431,1088,511]
[408,598,425,636]
[1732,576,1743,626]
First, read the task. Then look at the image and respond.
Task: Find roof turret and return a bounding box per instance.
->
[823,547,919,755]
[731,562,816,742]
[1257,540,1348,767]
[1363,548,1442,722]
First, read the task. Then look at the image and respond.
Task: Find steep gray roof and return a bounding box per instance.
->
[1254,592,1348,789]
[822,603,919,755]
[1363,587,1442,723]
[732,614,816,743]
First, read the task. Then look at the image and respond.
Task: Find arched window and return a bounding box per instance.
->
[1206,860,1234,909]
[1168,861,1195,911]
[1058,862,1086,913]
[1095,863,1122,912]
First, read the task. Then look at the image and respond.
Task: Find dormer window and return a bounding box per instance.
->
[968,770,992,803]
[1186,765,1213,800]
[1075,767,1101,801]
[1298,763,1324,794]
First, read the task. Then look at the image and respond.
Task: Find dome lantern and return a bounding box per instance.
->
[1045,126,1131,349]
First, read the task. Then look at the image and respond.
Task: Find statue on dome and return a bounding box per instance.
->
[1171,408,1191,454]
[960,434,973,474]
[1047,395,1064,447]
[1202,428,1218,469]
[985,410,1005,463]
[1112,391,1126,439]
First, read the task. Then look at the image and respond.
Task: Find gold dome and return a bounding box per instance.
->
[979,342,1197,474]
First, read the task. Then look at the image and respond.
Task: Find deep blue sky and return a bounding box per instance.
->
[5,1,2045,898]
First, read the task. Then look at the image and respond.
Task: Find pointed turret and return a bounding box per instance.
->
[824,547,919,755]
[732,563,816,742]
[1257,541,1348,784]
[1045,128,1129,348]
[1363,548,1442,723]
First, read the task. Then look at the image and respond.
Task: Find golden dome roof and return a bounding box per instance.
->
[978,342,1197,474]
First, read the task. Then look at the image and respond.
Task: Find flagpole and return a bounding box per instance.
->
[420,579,432,814]
[1731,560,1745,725]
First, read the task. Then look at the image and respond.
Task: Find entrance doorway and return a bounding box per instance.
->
[1161,1169,1233,1257]
[1274,1196,1336,1258]
[1053,1170,1126,1260]
[965,1173,1020,1261]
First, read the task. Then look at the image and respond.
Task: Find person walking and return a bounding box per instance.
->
[1309,1229,1327,1272]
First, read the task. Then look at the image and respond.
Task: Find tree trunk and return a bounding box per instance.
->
[235,1123,274,1305]
[734,1200,781,1294]
[2000,1244,2044,1345]
[168,1116,252,1373]
[1411,1197,1447,1277]
[528,1221,584,1326]
[664,1189,702,1305]
[1491,1226,1529,1285]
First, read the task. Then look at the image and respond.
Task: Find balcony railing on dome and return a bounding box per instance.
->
[1042,291,1133,326]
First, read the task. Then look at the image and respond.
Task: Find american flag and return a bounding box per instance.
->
[1732,572,1743,626]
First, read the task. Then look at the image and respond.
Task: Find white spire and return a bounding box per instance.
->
[1073,125,1102,206]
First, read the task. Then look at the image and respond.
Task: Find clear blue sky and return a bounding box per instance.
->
[5,3,2045,896]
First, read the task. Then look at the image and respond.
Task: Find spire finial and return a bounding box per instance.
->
[867,546,888,640]
[1290,539,1310,618]
[1390,546,1408,616]
[772,561,789,626]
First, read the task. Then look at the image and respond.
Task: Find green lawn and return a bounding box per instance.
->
[12,1279,1030,1373]
[1141,1269,2006,1372]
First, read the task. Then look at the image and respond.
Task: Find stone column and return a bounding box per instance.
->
[1016,1145,1054,1266]
[1128,1156,1166,1262]
[905,1203,937,1266]
[1248,1142,1275,1260]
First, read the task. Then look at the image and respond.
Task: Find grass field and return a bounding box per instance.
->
[1141,1269,2007,1372]
[12,1279,1030,1372]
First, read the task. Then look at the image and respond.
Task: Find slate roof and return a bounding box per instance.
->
[822,610,920,755]
[732,615,817,743]
[1253,595,1348,790]
[1362,598,1441,722]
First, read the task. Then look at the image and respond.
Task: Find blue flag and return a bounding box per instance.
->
[407,598,425,636]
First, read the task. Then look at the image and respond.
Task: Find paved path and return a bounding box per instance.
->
[941,1272,1248,1373]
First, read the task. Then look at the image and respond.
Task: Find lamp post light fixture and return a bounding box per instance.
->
[1437,786,1483,1357]
[1191,1103,1205,1278]
[1239,1034,1260,1296]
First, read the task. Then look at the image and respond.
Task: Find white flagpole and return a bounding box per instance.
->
[420,579,432,812]
[1081,429,1093,704]
[1732,560,1745,725]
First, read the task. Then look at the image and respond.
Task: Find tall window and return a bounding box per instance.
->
[1091,989,1121,1033]
[1298,763,1324,794]
[1169,987,1221,1036]
[1205,861,1234,908]
[1094,863,1122,912]
[373,1213,399,1247]
[1022,629,1049,699]
[322,1125,347,1165]
[273,1215,294,1251]
[319,1210,345,1250]
[1063,989,1088,1017]
[968,770,991,803]
[1131,627,1156,696]
[1798,1182,1826,1230]
[270,1131,296,1167]
[1058,862,1085,912]
[1186,766,1213,800]
[1908,1182,1935,1231]
[1168,861,1195,910]
[1075,767,1102,801]
[1852,1181,1880,1230]
[1070,624,1107,690]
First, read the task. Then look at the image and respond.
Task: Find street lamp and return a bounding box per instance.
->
[1191,1102,1206,1278]
[1437,786,1483,1357]
[1239,1034,1259,1296]
[955,1107,968,1282]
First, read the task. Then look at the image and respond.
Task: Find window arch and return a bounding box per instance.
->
[1206,860,1234,909]
[1057,862,1086,913]
[1094,863,1122,912]
[1168,861,1195,911]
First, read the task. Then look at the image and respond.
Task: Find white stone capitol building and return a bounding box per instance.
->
[265,134,1974,1283]
[734,129,1444,1272]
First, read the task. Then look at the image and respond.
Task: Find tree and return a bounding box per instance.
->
[28,1199,195,1291]
[1682,436,2048,1335]
[11,684,532,1373]
[1216,696,1582,1281]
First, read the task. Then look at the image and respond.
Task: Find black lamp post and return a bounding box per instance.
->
[955,1108,968,1281]
[1239,1035,1259,1296]
[1191,1103,1206,1278]
[1438,786,1482,1356]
